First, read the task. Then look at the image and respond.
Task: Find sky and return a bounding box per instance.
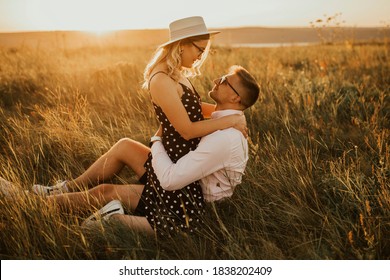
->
[0,0,389,32]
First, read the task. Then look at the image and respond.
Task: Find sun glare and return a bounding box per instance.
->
[10,0,135,32]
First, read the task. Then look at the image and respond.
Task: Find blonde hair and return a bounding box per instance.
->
[142,36,211,89]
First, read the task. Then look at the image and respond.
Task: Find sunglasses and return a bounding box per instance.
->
[219,75,241,97]
[191,42,205,55]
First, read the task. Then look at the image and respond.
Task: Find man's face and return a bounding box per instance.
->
[209,73,242,105]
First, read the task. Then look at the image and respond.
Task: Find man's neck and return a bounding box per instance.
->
[215,103,242,111]
[214,105,222,111]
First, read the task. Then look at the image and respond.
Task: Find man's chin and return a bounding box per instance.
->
[208,91,217,101]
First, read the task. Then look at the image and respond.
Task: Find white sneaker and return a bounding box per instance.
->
[0,177,16,197]
[0,177,26,197]
[32,180,69,196]
[82,200,124,226]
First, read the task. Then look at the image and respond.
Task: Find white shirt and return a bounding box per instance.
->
[151,109,248,202]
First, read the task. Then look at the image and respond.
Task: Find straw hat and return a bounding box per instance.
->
[160,16,220,47]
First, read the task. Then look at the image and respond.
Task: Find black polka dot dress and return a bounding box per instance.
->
[142,83,205,236]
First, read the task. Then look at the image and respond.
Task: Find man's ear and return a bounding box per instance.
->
[232,94,241,104]
[232,95,246,110]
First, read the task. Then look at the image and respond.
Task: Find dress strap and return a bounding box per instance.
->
[186,78,195,91]
[186,78,200,98]
[148,71,168,90]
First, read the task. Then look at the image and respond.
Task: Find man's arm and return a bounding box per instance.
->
[151,132,230,191]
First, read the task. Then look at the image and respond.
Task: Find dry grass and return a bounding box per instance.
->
[0,42,389,259]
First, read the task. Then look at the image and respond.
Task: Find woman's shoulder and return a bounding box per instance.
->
[149,71,176,90]
[149,71,182,105]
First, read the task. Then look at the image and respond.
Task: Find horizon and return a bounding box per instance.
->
[0,25,386,35]
[0,0,389,33]
[0,26,383,37]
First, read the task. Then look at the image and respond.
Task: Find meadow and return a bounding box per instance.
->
[0,41,389,259]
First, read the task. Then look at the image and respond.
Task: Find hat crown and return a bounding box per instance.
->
[169,16,208,40]
[159,16,219,47]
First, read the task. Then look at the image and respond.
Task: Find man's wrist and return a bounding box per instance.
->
[149,136,162,147]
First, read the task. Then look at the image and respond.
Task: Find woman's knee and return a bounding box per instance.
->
[120,137,141,145]
[116,138,141,152]
[117,137,149,159]
[112,138,149,175]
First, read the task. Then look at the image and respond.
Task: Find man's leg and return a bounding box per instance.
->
[66,138,150,191]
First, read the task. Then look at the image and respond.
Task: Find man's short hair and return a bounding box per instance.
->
[229,65,260,109]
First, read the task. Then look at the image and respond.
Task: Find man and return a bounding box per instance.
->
[151,65,259,202]
[1,65,259,233]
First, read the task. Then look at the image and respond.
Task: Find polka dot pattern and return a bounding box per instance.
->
[142,83,205,236]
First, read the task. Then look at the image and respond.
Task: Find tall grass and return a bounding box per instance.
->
[0,42,389,259]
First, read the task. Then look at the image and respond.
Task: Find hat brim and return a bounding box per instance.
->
[159,30,220,48]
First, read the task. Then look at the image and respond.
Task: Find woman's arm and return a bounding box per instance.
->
[150,75,245,140]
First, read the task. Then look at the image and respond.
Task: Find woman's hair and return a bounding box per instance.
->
[142,34,211,89]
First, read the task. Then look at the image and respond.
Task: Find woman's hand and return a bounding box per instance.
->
[231,113,248,138]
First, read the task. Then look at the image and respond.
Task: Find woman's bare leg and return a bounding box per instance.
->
[47,184,154,234]
[66,138,150,191]
[47,183,145,213]
[112,214,154,235]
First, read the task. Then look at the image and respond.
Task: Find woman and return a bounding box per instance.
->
[32,16,246,236]
[137,16,247,236]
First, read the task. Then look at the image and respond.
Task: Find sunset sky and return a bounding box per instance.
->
[0,0,389,32]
